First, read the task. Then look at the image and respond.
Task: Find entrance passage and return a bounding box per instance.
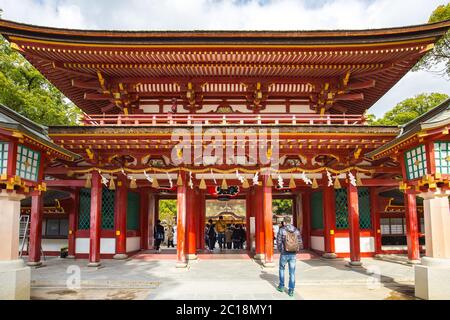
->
[205,199,247,252]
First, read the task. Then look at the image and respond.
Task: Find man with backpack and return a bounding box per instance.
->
[276,216,302,297]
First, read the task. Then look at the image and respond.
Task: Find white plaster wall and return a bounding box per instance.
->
[335,237,375,253]
[310,236,324,252]
[290,105,314,113]
[126,237,141,253]
[43,239,68,252]
[75,238,116,254]
[382,245,426,251]
[22,239,68,252]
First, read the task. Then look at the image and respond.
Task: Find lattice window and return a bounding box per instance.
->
[434,141,450,175]
[101,188,115,230]
[127,192,140,231]
[310,191,324,229]
[78,188,91,230]
[358,187,371,229]
[380,218,390,235]
[404,145,427,180]
[0,142,8,175]
[335,188,348,229]
[16,144,40,181]
[390,218,404,235]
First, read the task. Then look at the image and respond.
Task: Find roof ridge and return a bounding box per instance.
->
[401,97,450,134]
[0,103,48,136]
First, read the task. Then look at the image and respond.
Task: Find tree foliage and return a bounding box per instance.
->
[413,3,450,77]
[0,36,81,126]
[368,93,449,126]
[272,199,293,215]
[158,199,177,225]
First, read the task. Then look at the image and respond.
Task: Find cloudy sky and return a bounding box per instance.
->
[0,0,448,117]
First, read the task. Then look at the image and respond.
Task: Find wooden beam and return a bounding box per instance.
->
[72,79,102,90]
[335,93,364,101]
[347,80,376,91]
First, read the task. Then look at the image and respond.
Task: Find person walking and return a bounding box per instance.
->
[154,220,165,253]
[166,224,175,248]
[225,225,233,250]
[276,216,302,297]
[216,216,227,250]
[207,219,217,252]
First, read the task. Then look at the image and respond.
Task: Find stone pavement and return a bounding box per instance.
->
[28,255,417,300]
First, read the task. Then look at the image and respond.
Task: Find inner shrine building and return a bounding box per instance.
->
[0,18,449,276]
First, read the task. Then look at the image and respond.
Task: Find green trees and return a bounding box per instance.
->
[0,36,81,126]
[369,93,449,126]
[413,3,450,77]
[158,200,177,224]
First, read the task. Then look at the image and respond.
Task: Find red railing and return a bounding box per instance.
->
[82,113,366,126]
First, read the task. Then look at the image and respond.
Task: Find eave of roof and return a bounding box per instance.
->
[367,98,450,159]
[0,104,80,160]
[0,19,449,45]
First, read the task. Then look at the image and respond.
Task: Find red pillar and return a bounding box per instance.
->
[88,171,102,267]
[323,186,337,258]
[27,191,43,266]
[405,189,420,262]
[370,187,382,255]
[114,175,128,259]
[196,191,206,250]
[176,172,187,267]
[301,191,311,250]
[186,187,197,259]
[68,188,79,258]
[347,181,361,266]
[140,191,149,250]
[263,176,274,266]
[254,185,265,259]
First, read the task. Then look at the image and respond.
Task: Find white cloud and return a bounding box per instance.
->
[0,0,448,115]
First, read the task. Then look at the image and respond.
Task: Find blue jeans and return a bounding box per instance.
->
[279,253,297,291]
[217,233,225,249]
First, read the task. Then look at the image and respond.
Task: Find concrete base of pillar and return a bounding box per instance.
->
[253,253,265,260]
[263,261,275,268]
[113,254,128,260]
[26,261,42,267]
[415,257,450,300]
[87,262,101,267]
[346,260,363,268]
[407,259,421,265]
[186,254,198,261]
[322,252,338,259]
[0,260,31,300]
[67,255,75,259]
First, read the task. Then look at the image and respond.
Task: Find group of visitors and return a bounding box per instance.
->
[205,216,247,252]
